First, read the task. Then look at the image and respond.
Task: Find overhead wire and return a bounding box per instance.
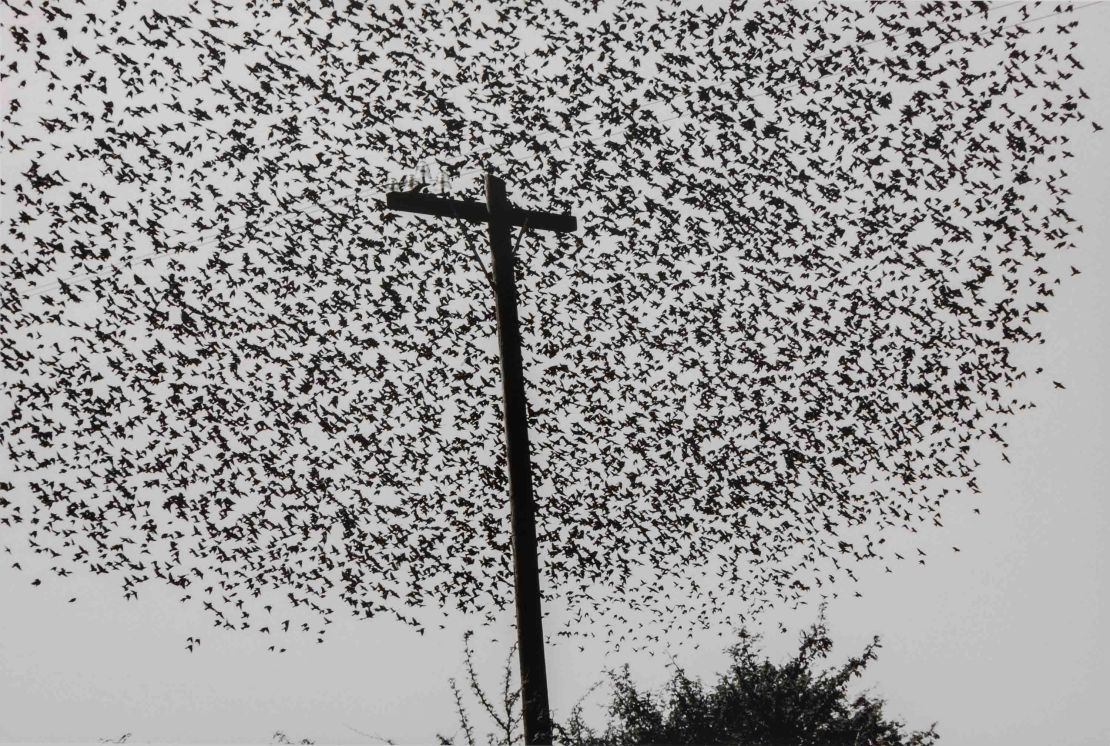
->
[451,201,497,292]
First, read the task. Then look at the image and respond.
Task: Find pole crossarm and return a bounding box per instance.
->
[385,191,577,233]
[384,173,575,746]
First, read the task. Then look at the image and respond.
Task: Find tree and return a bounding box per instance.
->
[0,0,1095,646]
[442,613,937,746]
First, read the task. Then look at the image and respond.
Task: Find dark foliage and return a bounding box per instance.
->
[565,632,936,745]
[444,616,936,746]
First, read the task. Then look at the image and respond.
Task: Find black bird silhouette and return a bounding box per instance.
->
[0,0,1097,651]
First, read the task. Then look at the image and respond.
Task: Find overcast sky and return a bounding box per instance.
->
[2,2,1109,745]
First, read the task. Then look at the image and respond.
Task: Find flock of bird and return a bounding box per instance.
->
[0,0,1097,651]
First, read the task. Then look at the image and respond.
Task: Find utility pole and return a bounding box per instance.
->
[386,172,576,746]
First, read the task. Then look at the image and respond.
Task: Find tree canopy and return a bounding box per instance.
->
[1,0,1095,647]
[443,614,937,746]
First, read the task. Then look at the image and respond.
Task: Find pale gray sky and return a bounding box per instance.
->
[2,2,1109,745]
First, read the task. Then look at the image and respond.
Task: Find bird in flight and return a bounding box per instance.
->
[0,0,1095,652]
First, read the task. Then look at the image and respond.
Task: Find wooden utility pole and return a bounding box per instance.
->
[386,172,576,746]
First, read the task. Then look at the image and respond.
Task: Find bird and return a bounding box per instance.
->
[0,0,1092,655]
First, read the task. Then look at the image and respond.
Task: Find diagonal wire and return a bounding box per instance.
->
[512,216,530,257]
[451,203,496,293]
